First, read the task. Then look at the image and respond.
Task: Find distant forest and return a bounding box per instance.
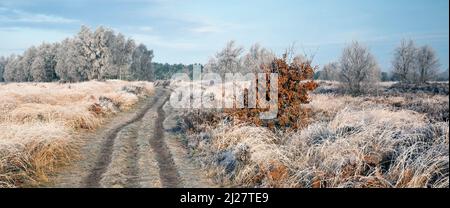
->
[0,26,157,83]
[0,26,448,83]
[153,63,200,80]
[0,25,204,83]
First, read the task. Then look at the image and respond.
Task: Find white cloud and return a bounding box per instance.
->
[138,26,153,32]
[189,25,222,34]
[187,20,245,35]
[0,7,79,24]
[0,27,72,56]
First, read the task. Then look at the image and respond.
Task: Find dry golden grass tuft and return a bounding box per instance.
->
[185,86,449,188]
[0,80,154,187]
[0,122,76,187]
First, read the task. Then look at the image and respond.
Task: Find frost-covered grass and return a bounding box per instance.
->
[0,80,154,187]
[183,83,449,188]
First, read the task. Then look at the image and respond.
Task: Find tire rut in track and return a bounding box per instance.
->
[150,95,182,187]
[83,91,160,188]
[124,125,140,188]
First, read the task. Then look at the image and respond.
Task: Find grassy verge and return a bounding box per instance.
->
[0,80,154,187]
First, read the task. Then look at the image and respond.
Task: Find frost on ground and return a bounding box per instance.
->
[0,80,153,187]
[181,81,449,188]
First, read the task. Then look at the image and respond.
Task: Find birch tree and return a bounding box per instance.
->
[415,45,440,83]
[31,43,58,82]
[338,41,380,95]
[392,39,417,83]
[108,33,135,79]
[130,44,154,81]
[55,39,89,82]
[320,62,339,81]
[3,55,23,82]
[241,43,274,73]
[205,41,243,77]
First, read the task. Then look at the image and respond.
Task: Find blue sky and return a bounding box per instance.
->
[0,0,448,71]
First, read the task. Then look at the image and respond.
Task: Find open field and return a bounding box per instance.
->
[1,79,448,188]
[179,81,449,188]
[0,80,154,187]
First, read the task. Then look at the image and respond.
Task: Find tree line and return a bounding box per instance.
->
[0,26,154,83]
[203,41,276,77]
[153,63,202,80]
[202,40,447,96]
[318,39,447,94]
[1,31,447,97]
[153,41,276,81]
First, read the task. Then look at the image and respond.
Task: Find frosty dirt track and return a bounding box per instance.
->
[48,88,213,188]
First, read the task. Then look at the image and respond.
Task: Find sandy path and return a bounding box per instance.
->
[46,87,214,188]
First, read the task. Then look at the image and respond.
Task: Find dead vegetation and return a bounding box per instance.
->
[0,80,153,187]
[314,80,449,96]
[225,55,318,130]
[181,81,449,188]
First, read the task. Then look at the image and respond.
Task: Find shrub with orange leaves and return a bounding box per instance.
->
[226,54,318,130]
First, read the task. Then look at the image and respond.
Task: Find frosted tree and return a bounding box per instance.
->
[108,33,135,79]
[338,41,380,95]
[3,25,154,83]
[414,45,440,83]
[392,39,417,83]
[77,26,95,79]
[31,56,46,81]
[55,39,89,82]
[436,68,449,81]
[205,41,244,77]
[0,56,5,82]
[3,55,23,82]
[92,26,115,80]
[204,58,218,74]
[19,46,39,81]
[320,62,339,81]
[31,43,58,82]
[77,25,113,80]
[241,43,275,73]
[130,44,154,81]
[77,26,134,80]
